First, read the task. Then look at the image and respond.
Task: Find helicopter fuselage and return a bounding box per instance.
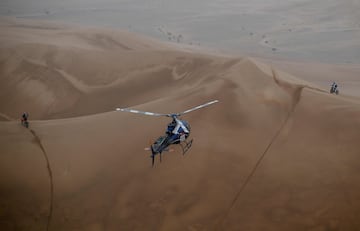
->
[151,117,191,154]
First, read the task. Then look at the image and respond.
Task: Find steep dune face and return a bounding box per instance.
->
[222,90,360,230]
[0,18,197,119]
[1,18,360,231]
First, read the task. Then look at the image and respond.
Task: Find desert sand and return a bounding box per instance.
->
[1,17,360,231]
[3,0,360,63]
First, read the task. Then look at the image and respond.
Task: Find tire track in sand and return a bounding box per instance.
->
[215,68,304,230]
[29,129,54,231]
[3,115,54,230]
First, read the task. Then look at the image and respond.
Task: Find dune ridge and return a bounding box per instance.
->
[216,67,306,229]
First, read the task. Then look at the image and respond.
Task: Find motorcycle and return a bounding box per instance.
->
[330,86,339,95]
[21,119,29,128]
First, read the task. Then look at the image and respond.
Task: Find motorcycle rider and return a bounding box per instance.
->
[331,82,338,92]
[21,112,29,127]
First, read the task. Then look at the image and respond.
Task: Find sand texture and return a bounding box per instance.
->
[1,18,360,231]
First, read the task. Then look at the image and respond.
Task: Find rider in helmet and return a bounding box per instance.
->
[22,112,28,122]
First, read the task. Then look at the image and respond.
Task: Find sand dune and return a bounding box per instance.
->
[1,18,360,231]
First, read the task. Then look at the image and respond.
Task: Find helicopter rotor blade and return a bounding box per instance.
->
[178,100,219,116]
[116,99,218,118]
[116,108,170,117]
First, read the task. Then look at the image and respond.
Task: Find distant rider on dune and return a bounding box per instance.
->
[21,112,29,128]
[330,82,339,94]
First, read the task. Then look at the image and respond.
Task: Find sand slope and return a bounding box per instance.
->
[1,18,360,231]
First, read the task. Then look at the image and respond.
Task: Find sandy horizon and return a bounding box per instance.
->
[1,0,360,64]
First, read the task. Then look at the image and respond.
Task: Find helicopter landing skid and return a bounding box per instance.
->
[180,139,193,155]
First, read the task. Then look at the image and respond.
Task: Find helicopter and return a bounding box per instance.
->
[116,100,219,166]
